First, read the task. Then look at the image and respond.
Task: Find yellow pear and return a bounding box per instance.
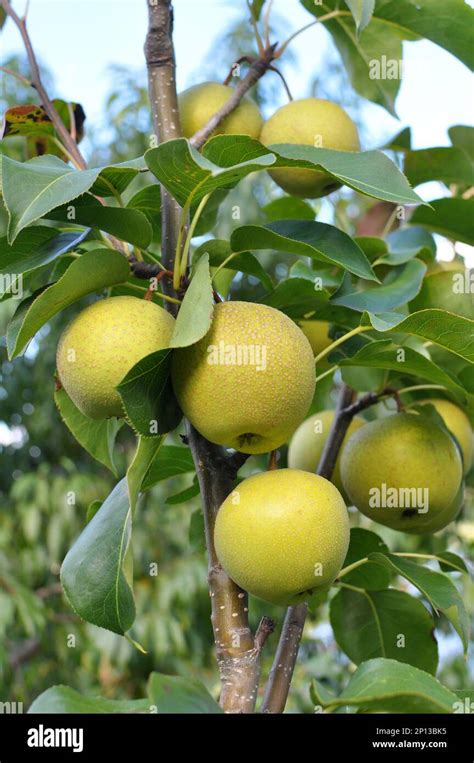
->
[421,398,473,475]
[297,319,332,368]
[340,413,463,534]
[260,98,360,198]
[57,296,175,419]
[288,410,365,496]
[178,82,262,139]
[214,469,350,605]
[171,301,315,454]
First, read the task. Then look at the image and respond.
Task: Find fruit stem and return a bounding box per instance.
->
[179,193,211,278]
[396,384,447,396]
[314,325,371,366]
[315,365,337,384]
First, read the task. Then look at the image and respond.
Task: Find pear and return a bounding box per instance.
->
[260,98,360,198]
[57,296,175,419]
[288,410,365,497]
[421,398,473,475]
[178,82,262,139]
[214,469,350,605]
[340,412,463,534]
[171,301,316,454]
[410,269,473,319]
[297,319,332,367]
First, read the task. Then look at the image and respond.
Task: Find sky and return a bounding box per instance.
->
[1,0,474,262]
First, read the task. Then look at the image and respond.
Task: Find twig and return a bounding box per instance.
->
[144,0,182,308]
[146,1,272,713]
[1,0,86,169]
[186,424,266,713]
[261,384,355,713]
[189,43,278,149]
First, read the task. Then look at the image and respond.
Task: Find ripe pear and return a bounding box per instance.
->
[260,98,360,198]
[340,413,463,534]
[178,82,263,139]
[171,301,315,454]
[214,469,350,605]
[421,398,473,475]
[297,320,332,367]
[410,270,473,319]
[288,410,365,496]
[57,296,175,419]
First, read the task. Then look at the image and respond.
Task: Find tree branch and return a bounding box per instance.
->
[189,44,277,149]
[186,423,268,713]
[261,384,355,713]
[1,0,86,169]
[145,1,273,712]
[144,0,182,306]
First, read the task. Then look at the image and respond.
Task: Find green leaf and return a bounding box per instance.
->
[436,551,469,575]
[449,125,474,162]
[169,253,214,348]
[126,184,162,241]
[0,227,89,297]
[193,239,273,290]
[404,148,474,188]
[338,340,472,407]
[312,658,458,713]
[341,528,390,589]
[345,0,375,32]
[262,278,332,319]
[47,195,153,248]
[145,137,275,207]
[231,221,378,281]
[330,588,438,673]
[147,673,222,714]
[146,136,423,208]
[127,436,163,512]
[302,0,474,112]
[332,260,426,312]
[383,226,436,265]
[263,196,316,222]
[1,154,146,242]
[28,686,150,714]
[142,446,195,490]
[60,479,135,635]
[167,480,200,506]
[2,155,99,243]
[55,387,120,475]
[117,350,182,437]
[6,248,130,359]
[410,198,474,245]
[370,310,474,363]
[370,553,470,653]
[385,127,412,151]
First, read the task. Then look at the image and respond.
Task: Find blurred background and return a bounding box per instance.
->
[0,0,473,711]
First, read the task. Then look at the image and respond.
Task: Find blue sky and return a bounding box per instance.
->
[2,0,474,264]
[3,0,473,146]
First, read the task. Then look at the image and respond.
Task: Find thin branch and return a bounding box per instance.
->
[144,0,182,308]
[268,65,293,100]
[186,424,265,713]
[0,65,31,87]
[1,0,86,169]
[261,384,355,713]
[189,44,278,149]
[146,1,273,713]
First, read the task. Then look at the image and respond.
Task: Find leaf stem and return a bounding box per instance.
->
[275,10,348,57]
[179,193,211,278]
[314,325,371,366]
